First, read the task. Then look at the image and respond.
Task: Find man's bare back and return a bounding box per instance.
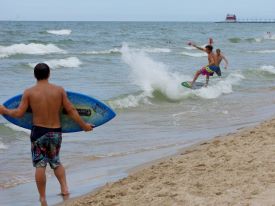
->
[207,52,215,66]
[26,81,64,128]
[0,63,92,205]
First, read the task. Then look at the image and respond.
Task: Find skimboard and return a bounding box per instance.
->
[2,91,116,133]
[181,81,204,90]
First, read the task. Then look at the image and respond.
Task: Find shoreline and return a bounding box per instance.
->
[59,117,275,206]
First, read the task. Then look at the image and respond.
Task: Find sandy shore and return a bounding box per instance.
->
[60,119,275,206]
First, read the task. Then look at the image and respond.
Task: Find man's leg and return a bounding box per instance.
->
[54,164,69,195]
[35,167,47,203]
[191,70,201,86]
[205,75,209,87]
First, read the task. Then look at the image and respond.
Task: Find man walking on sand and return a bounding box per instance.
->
[0,63,93,205]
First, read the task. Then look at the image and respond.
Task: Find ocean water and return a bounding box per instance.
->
[1,21,275,205]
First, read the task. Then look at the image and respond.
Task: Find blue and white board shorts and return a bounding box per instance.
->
[30,126,62,169]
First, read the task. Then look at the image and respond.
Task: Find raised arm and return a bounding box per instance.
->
[0,90,29,118]
[61,88,93,132]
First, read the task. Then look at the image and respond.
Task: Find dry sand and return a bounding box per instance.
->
[61,119,275,206]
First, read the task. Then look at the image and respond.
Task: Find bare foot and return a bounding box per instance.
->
[58,192,70,196]
[40,198,48,206]
[58,192,70,201]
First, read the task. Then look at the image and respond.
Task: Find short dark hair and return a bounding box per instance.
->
[34,63,50,80]
[205,45,213,51]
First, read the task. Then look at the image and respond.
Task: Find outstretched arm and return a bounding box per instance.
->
[61,88,93,132]
[0,91,29,118]
[188,42,206,52]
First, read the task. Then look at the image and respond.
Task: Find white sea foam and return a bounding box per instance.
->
[0,141,8,150]
[121,44,189,98]
[28,57,82,69]
[182,51,207,57]
[109,93,153,109]
[82,47,171,55]
[140,48,171,53]
[249,50,275,54]
[194,73,245,99]
[47,29,72,35]
[109,44,243,109]
[0,43,66,58]
[4,123,30,134]
[255,38,263,43]
[82,48,121,55]
[259,65,275,74]
[263,33,275,40]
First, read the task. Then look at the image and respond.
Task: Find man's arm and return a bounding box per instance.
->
[61,88,93,132]
[188,42,206,52]
[222,54,229,69]
[0,91,29,118]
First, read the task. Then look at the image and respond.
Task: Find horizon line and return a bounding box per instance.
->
[0,20,216,23]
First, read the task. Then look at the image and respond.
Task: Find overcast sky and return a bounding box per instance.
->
[0,0,274,21]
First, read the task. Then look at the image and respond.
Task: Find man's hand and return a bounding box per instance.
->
[209,38,213,45]
[188,42,196,47]
[82,123,93,132]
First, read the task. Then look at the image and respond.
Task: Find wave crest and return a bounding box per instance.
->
[28,57,82,69]
[47,29,72,35]
[108,44,243,109]
[0,43,66,58]
[82,47,171,55]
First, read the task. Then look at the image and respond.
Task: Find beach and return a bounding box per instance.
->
[60,118,275,206]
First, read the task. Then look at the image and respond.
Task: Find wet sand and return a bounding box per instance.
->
[60,118,275,206]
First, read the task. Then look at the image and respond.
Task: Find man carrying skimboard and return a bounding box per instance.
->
[0,63,93,205]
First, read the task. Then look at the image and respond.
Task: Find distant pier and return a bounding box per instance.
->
[216,19,275,24]
[215,14,275,23]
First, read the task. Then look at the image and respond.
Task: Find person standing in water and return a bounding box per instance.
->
[0,63,93,206]
[215,48,229,76]
[188,40,229,87]
[188,43,219,87]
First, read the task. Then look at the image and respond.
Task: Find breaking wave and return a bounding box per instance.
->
[0,141,8,150]
[82,47,171,55]
[4,123,30,134]
[108,44,243,109]
[248,50,275,54]
[28,57,82,69]
[0,43,66,58]
[259,65,275,74]
[47,29,72,35]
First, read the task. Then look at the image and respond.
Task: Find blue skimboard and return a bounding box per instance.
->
[181,81,205,90]
[2,91,116,133]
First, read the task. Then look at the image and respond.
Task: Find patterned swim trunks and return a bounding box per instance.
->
[30,126,62,169]
[200,66,214,76]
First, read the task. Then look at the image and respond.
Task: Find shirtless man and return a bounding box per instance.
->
[214,48,229,76]
[189,43,220,87]
[0,63,93,205]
